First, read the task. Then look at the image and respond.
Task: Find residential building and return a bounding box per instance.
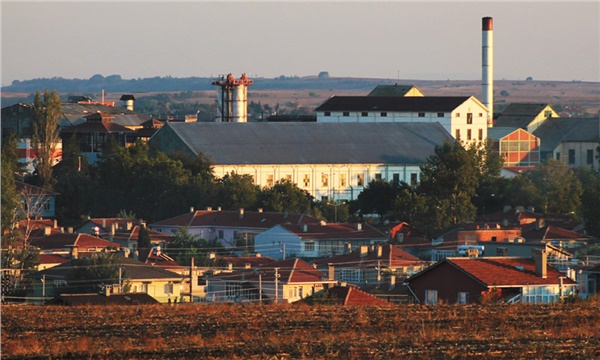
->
[314,96,488,144]
[254,222,388,260]
[76,217,173,251]
[312,243,427,287]
[205,258,337,304]
[148,122,454,201]
[406,250,577,304]
[494,103,559,133]
[150,208,321,249]
[16,181,59,218]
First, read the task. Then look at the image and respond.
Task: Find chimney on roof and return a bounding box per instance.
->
[109,224,115,242]
[44,226,52,236]
[60,227,64,234]
[328,263,335,281]
[320,220,327,226]
[245,263,251,269]
[126,222,132,231]
[258,208,263,213]
[389,274,396,290]
[228,262,233,271]
[209,252,216,259]
[102,219,106,228]
[217,206,221,211]
[345,242,352,254]
[535,218,545,230]
[377,245,384,258]
[302,224,308,232]
[53,219,58,228]
[67,245,79,260]
[533,248,547,278]
[67,227,73,234]
[355,223,362,231]
[255,253,261,258]
[239,208,244,219]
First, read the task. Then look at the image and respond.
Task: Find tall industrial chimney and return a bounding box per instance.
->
[211,73,253,123]
[482,17,494,128]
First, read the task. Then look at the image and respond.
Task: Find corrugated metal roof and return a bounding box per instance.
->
[150,122,453,165]
[367,85,421,97]
[487,127,520,140]
[533,117,600,152]
[314,96,471,112]
[494,103,552,129]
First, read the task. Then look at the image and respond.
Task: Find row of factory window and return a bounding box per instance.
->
[263,173,418,188]
[455,128,485,141]
[323,112,483,122]
[556,149,596,165]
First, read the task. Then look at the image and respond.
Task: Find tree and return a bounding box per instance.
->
[355,180,401,219]
[417,140,479,235]
[137,225,152,249]
[574,167,600,237]
[65,253,126,294]
[214,172,260,210]
[31,89,62,188]
[1,134,21,235]
[258,179,314,214]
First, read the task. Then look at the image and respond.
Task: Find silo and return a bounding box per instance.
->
[211,73,253,122]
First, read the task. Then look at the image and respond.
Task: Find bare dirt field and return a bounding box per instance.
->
[2,300,600,359]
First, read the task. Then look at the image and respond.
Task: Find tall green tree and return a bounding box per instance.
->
[417,140,479,235]
[137,225,152,249]
[1,134,21,235]
[258,179,314,214]
[66,253,126,294]
[31,89,62,188]
[214,172,260,210]
[574,167,600,237]
[355,180,401,219]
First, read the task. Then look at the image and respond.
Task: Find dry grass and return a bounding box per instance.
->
[2,299,600,359]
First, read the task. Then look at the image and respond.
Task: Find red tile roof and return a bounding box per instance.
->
[447,257,576,287]
[151,210,321,229]
[211,258,331,284]
[212,256,277,268]
[280,223,387,241]
[312,242,425,269]
[323,286,390,306]
[29,233,122,251]
[39,254,70,265]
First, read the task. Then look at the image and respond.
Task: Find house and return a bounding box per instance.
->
[205,258,337,304]
[132,119,164,142]
[533,117,600,168]
[209,253,277,269]
[488,127,540,167]
[136,246,186,274]
[147,121,454,201]
[494,103,558,133]
[76,217,173,251]
[254,222,388,260]
[37,254,70,271]
[576,263,600,299]
[367,84,425,97]
[26,255,185,304]
[16,181,59,219]
[314,96,488,144]
[300,285,390,306]
[29,233,123,256]
[406,250,577,304]
[47,292,159,306]
[149,208,321,248]
[311,243,428,287]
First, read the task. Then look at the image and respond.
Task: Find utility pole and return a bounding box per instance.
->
[118,267,122,293]
[190,257,194,303]
[42,275,46,304]
[274,267,280,304]
[282,243,286,260]
[259,273,263,305]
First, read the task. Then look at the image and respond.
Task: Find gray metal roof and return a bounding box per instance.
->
[367,85,421,97]
[315,96,471,112]
[149,122,454,165]
[59,103,150,128]
[534,117,600,152]
[494,103,553,129]
[487,127,521,140]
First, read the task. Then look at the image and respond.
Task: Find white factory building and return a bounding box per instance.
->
[147,122,454,202]
[315,95,489,144]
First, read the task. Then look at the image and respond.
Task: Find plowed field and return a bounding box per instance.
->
[2,301,600,359]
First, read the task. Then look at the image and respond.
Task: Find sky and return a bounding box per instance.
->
[1,1,599,87]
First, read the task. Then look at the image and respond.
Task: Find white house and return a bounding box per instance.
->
[314,96,489,144]
[148,122,454,201]
[254,222,388,260]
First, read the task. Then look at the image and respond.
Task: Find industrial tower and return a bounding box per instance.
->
[211,73,253,122]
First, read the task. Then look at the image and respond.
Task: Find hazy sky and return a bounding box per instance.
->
[2,1,599,86]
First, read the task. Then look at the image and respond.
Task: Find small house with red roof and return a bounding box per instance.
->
[254,222,388,260]
[205,258,337,304]
[76,218,172,251]
[29,233,123,257]
[406,249,577,304]
[301,285,390,306]
[149,208,321,249]
[311,242,427,287]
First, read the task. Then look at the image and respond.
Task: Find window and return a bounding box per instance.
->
[141,283,149,293]
[457,292,469,305]
[266,174,274,187]
[425,290,438,305]
[343,112,350,117]
[587,149,594,165]
[357,173,364,186]
[479,113,483,117]
[437,112,444,117]
[285,174,292,182]
[218,230,224,239]
[556,152,561,160]
[321,174,328,187]
[455,129,460,139]
[380,112,387,117]
[361,112,368,117]
[544,110,553,118]
[568,149,575,165]
[479,129,483,141]
[455,113,460,117]
[410,173,418,185]
[303,174,310,187]
[491,236,497,242]
[339,174,346,187]
[324,112,331,116]
[375,173,382,181]
[393,173,400,185]
[341,269,361,282]
[418,112,425,117]
[467,113,473,124]
[305,242,315,252]
[467,129,472,140]
[164,282,174,295]
[43,201,51,211]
